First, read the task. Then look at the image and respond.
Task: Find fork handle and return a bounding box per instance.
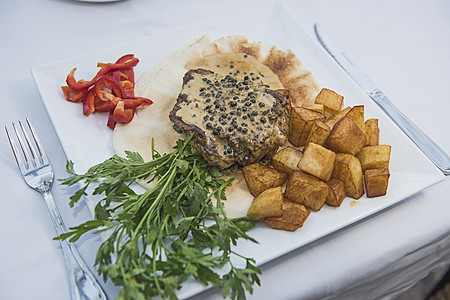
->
[42,190,107,300]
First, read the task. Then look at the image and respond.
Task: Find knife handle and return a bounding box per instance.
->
[369,90,450,175]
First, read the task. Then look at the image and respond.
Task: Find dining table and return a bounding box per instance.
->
[1,0,449,299]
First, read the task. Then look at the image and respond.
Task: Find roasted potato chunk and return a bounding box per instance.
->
[288,107,324,147]
[305,120,330,146]
[364,168,390,198]
[298,142,335,182]
[265,200,310,231]
[365,118,380,146]
[272,146,303,175]
[325,116,367,155]
[325,178,346,207]
[331,153,364,199]
[284,171,328,211]
[302,103,325,114]
[325,106,352,129]
[314,88,344,115]
[242,163,288,197]
[356,145,391,172]
[247,186,283,218]
[346,105,365,133]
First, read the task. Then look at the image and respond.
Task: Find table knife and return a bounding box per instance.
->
[314,23,450,176]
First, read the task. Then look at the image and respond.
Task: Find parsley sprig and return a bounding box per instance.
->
[58,135,261,299]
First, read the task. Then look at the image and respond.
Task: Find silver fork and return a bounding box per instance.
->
[5,118,107,300]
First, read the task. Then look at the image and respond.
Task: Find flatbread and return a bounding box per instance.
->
[113,35,320,218]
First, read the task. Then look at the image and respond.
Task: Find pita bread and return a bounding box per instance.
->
[200,36,320,107]
[113,35,320,218]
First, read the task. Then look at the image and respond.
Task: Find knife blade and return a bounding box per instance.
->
[314,23,450,176]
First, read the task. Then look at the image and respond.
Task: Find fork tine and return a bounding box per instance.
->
[26,118,47,165]
[13,122,33,169]
[5,124,24,170]
[19,120,42,167]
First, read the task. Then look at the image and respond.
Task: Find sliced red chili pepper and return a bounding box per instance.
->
[120,80,135,98]
[67,56,139,90]
[113,101,134,123]
[94,96,116,112]
[107,108,116,130]
[82,88,96,116]
[95,75,124,102]
[110,70,121,82]
[116,54,135,94]
[61,85,87,102]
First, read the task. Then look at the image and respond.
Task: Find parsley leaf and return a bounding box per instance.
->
[58,135,260,299]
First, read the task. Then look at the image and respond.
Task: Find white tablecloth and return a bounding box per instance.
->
[1,0,449,299]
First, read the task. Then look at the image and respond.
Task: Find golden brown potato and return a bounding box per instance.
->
[314,88,344,115]
[305,120,330,146]
[365,118,380,146]
[331,153,365,199]
[302,103,325,114]
[247,186,283,218]
[288,107,324,147]
[325,116,367,155]
[325,178,346,207]
[242,163,288,197]
[325,106,352,129]
[265,200,310,231]
[272,146,303,175]
[298,142,336,182]
[346,105,365,133]
[364,168,390,198]
[284,171,329,211]
[356,145,391,172]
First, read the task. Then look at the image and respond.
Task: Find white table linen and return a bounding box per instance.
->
[1,0,449,299]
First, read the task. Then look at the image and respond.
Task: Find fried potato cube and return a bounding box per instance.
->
[356,145,391,172]
[272,146,303,175]
[325,178,346,207]
[346,105,365,133]
[242,163,288,197]
[265,200,310,231]
[314,88,344,115]
[364,168,390,198]
[305,120,330,146]
[325,116,367,155]
[325,106,352,129]
[331,153,364,199]
[298,142,336,182]
[247,186,283,218]
[288,107,325,147]
[302,103,325,114]
[284,171,328,211]
[365,118,379,146]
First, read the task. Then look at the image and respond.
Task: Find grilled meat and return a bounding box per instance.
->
[169,68,289,169]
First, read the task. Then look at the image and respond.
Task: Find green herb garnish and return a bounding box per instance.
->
[57,134,260,299]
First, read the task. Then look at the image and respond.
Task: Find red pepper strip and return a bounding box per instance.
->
[95,75,124,103]
[120,97,153,109]
[66,56,139,90]
[110,70,121,82]
[61,85,87,102]
[116,54,135,63]
[113,101,134,123]
[94,96,116,112]
[120,80,135,98]
[82,88,96,116]
[107,109,116,130]
[116,54,135,94]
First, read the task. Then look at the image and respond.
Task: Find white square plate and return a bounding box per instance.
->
[32,2,445,298]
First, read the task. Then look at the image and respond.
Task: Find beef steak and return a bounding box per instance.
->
[169,68,289,169]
